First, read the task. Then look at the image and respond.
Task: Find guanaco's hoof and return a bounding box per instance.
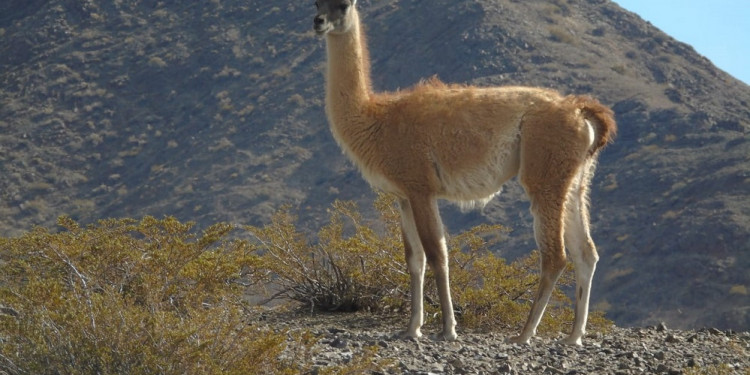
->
[558,336,583,346]
[506,335,531,345]
[400,329,423,340]
[430,330,458,341]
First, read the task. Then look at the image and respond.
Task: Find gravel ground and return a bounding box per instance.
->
[256,310,750,374]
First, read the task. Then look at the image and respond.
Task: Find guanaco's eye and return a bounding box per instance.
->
[339,3,349,12]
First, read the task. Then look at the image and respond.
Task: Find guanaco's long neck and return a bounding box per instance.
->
[324,9,373,134]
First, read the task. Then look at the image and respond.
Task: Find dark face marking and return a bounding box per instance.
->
[313,0,355,35]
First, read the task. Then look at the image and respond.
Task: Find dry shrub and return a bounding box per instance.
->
[250,193,611,335]
[684,363,746,375]
[0,216,302,375]
[548,26,576,44]
[0,196,611,374]
[247,196,408,312]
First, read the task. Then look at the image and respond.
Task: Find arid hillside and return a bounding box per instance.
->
[1,0,748,330]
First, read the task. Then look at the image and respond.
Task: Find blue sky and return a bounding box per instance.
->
[614,0,749,85]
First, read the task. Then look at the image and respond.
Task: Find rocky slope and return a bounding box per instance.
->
[0,0,748,330]
[264,310,749,374]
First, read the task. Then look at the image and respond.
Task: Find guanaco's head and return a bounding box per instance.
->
[313,0,357,35]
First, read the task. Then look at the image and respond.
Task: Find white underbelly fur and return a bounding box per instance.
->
[436,130,521,210]
[339,122,524,207]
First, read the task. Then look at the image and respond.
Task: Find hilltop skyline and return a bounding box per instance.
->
[616,0,749,85]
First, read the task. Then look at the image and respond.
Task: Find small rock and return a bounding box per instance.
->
[655,351,666,360]
[430,363,445,373]
[399,360,419,373]
[665,334,680,343]
[328,327,346,334]
[444,341,463,352]
[448,357,465,370]
[330,337,348,348]
[340,351,353,363]
[615,351,633,358]
[377,340,389,349]
[656,322,668,332]
[497,363,512,374]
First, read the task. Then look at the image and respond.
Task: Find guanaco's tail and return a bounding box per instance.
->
[568,95,617,154]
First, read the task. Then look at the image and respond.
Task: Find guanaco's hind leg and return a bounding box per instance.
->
[510,120,580,344]
[507,192,568,344]
[561,159,599,346]
[399,198,426,339]
[407,195,457,340]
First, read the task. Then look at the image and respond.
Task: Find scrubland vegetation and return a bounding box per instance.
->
[0,194,609,374]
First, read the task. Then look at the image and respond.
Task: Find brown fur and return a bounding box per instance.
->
[314,0,616,344]
[567,95,617,153]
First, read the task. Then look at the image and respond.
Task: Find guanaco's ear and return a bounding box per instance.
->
[352,0,357,6]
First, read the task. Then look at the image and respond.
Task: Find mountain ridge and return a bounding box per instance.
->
[1,0,748,330]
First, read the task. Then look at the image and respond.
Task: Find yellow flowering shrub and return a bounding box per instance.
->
[0,216,300,374]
